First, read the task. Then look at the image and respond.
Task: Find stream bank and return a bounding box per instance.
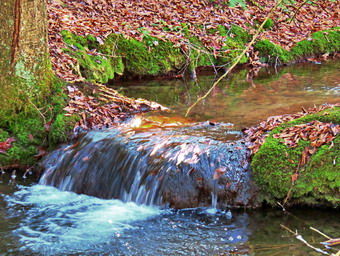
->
[1,59,339,209]
[59,27,340,83]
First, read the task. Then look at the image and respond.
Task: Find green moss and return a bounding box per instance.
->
[0,112,44,166]
[60,27,338,80]
[0,129,10,142]
[263,18,274,30]
[291,28,340,57]
[254,39,293,64]
[229,25,251,44]
[251,107,340,207]
[255,28,340,65]
[61,30,121,83]
[113,34,185,76]
[59,25,253,80]
[0,74,75,167]
[215,25,250,65]
[49,114,80,144]
[62,31,185,80]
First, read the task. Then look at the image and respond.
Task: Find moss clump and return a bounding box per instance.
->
[263,18,274,30]
[254,39,293,64]
[251,107,340,207]
[49,114,80,144]
[0,76,73,167]
[291,28,340,57]
[62,30,185,81]
[0,113,45,166]
[217,25,250,65]
[61,30,123,83]
[112,33,185,76]
[229,24,251,44]
[255,28,340,65]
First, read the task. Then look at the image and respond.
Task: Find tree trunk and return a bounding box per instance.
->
[0,0,52,124]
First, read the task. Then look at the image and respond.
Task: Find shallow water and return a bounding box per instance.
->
[114,60,340,129]
[1,180,339,256]
[1,60,340,255]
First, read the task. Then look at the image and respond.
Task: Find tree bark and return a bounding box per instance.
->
[0,0,52,124]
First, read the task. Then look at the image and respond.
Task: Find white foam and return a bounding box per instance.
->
[6,185,160,255]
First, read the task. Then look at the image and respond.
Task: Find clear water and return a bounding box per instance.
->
[1,180,339,256]
[39,126,253,208]
[113,60,340,129]
[1,60,340,255]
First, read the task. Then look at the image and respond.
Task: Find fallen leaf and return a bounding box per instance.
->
[33,148,48,159]
[213,167,226,180]
[291,173,299,183]
[0,138,16,154]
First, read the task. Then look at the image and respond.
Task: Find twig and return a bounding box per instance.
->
[88,52,124,58]
[289,0,310,24]
[280,224,330,255]
[310,227,332,240]
[27,97,47,124]
[185,0,284,117]
[248,0,264,9]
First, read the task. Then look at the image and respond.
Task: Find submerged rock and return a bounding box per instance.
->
[41,125,259,209]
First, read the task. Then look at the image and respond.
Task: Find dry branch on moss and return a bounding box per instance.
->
[63,83,169,131]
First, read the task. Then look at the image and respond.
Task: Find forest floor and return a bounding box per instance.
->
[47,0,339,81]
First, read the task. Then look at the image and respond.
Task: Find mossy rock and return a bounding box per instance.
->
[254,39,293,64]
[60,26,338,81]
[61,30,123,83]
[60,24,254,81]
[251,107,340,207]
[113,34,185,76]
[61,31,185,81]
[255,27,340,65]
[291,28,340,57]
[0,77,75,167]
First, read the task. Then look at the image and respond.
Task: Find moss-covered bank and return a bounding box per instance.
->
[60,26,339,83]
[251,107,340,207]
[60,24,252,83]
[0,75,78,167]
[254,27,340,64]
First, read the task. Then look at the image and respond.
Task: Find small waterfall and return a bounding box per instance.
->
[41,124,258,208]
[211,192,218,209]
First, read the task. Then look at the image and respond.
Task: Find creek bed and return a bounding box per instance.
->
[1,60,339,255]
[1,179,339,255]
[114,60,340,129]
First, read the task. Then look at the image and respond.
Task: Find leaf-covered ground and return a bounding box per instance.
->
[244,103,340,155]
[47,0,340,81]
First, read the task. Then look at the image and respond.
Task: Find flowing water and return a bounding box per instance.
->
[114,60,340,129]
[1,60,339,255]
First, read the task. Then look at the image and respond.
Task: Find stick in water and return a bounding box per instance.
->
[185,0,284,117]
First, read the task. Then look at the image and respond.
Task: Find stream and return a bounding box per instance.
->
[1,60,339,255]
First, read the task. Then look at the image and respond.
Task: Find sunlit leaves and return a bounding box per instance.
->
[244,104,340,155]
[0,138,15,154]
[63,85,168,130]
[47,0,339,80]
